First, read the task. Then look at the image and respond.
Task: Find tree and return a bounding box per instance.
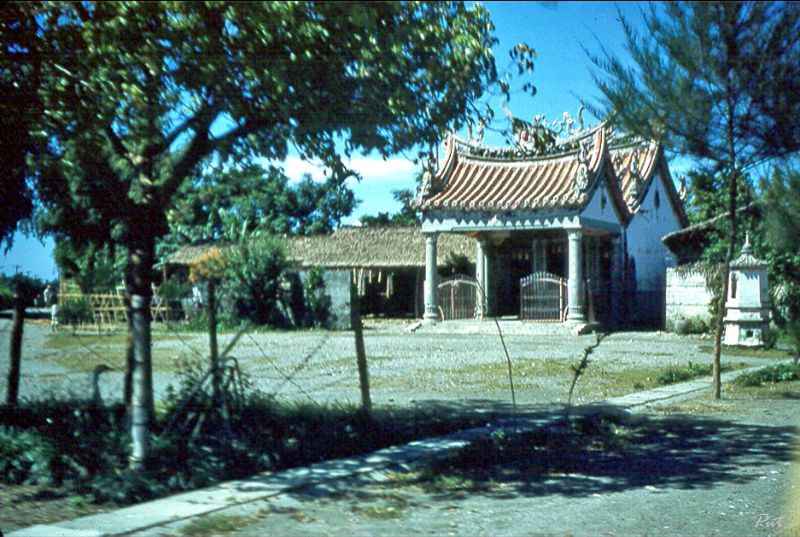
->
[25,2,528,466]
[55,241,126,293]
[0,2,41,248]
[591,2,800,398]
[162,163,356,253]
[761,166,800,358]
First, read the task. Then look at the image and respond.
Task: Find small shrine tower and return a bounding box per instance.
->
[723,234,771,347]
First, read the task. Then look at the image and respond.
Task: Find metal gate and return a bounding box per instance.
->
[437,274,481,320]
[520,272,567,321]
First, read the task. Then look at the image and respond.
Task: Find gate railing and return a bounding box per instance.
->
[520,272,568,322]
[437,274,481,321]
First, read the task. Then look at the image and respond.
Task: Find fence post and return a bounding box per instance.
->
[6,283,25,405]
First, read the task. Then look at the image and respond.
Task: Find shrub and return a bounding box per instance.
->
[0,427,56,485]
[784,320,800,364]
[58,298,94,332]
[734,363,800,387]
[655,362,713,385]
[222,235,288,325]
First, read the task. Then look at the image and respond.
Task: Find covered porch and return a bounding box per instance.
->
[421,224,623,325]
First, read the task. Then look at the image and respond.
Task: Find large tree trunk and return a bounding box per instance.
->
[6,284,25,406]
[128,236,156,469]
[123,288,134,427]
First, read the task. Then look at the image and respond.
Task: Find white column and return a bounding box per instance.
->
[476,238,486,317]
[567,229,586,322]
[423,232,439,321]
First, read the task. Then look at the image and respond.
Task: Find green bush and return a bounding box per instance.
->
[784,321,800,364]
[0,427,56,485]
[1,391,485,506]
[58,298,94,331]
[0,273,47,309]
[656,362,711,385]
[733,363,800,387]
[222,235,288,325]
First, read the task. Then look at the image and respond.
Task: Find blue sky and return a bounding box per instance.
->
[3,1,665,281]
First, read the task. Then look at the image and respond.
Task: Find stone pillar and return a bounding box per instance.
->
[476,238,486,317]
[567,229,586,322]
[482,239,492,316]
[423,232,439,321]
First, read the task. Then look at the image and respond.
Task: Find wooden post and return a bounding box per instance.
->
[6,283,25,405]
[351,285,371,414]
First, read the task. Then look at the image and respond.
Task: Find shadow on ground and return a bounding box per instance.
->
[232,399,798,506]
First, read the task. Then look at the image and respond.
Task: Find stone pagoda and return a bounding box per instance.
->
[723,234,771,347]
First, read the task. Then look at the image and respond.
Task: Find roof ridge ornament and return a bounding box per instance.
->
[574,138,591,195]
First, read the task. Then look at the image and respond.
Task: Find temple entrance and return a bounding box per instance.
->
[437,274,480,320]
[520,272,568,321]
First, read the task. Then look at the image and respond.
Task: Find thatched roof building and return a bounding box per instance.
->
[166,226,476,270]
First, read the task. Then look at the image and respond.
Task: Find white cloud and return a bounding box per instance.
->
[347,156,417,178]
[263,155,418,183]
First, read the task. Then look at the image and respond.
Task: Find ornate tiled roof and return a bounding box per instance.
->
[414,125,669,221]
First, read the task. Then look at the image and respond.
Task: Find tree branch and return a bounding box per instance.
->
[150,105,214,159]
[104,124,136,169]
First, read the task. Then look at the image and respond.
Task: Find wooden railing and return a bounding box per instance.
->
[58,291,174,329]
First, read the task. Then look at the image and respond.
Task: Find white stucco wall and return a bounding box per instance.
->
[665,267,714,330]
[581,177,625,227]
[625,170,683,326]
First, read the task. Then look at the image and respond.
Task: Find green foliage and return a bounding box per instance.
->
[58,298,94,331]
[0,3,40,247]
[158,275,191,303]
[592,2,800,170]
[655,362,717,386]
[18,0,533,463]
[0,400,129,488]
[222,235,288,325]
[593,5,800,393]
[1,391,487,505]
[55,242,126,294]
[0,427,56,485]
[0,273,47,309]
[30,1,516,260]
[734,363,800,387]
[162,164,356,254]
[784,322,800,364]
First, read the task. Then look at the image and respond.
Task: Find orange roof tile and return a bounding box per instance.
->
[415,126,680,224]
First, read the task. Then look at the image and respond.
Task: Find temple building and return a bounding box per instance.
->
[413,122,688,328]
